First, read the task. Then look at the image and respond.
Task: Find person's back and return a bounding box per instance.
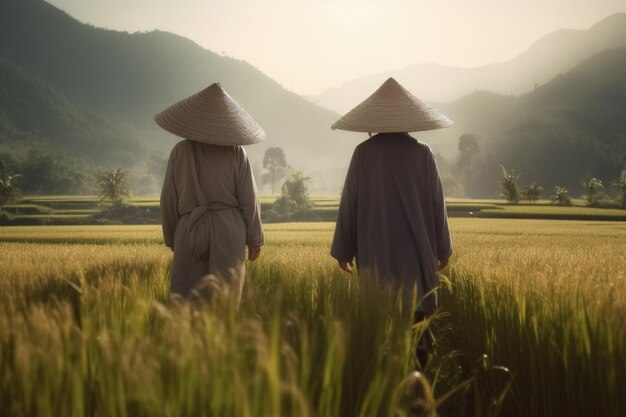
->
[329,78,453,316]
[156,83,264,300]
[165,140,256,213]
[332,133,451,312]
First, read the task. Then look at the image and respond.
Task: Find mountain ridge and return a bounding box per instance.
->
[0,0,624,197]
[312,12,626,113]
[0,0,359,193]
[430,47,626,196]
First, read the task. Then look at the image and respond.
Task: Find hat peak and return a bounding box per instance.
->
[203,82,225,95]
[331,77,453,133]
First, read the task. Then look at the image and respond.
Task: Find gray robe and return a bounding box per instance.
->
[161,140,264,297]
[331,133,452,313]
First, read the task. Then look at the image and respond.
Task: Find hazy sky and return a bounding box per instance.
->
[48,0,626,95]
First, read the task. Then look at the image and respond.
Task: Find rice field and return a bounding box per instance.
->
[0,219,625,416]
[3,196,626,225]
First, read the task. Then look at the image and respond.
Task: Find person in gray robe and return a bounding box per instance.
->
[331,78,452,314]
[155,83,265,299]
[330,78,454,367]
[331,132,451,313]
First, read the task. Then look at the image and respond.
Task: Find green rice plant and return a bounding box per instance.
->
[439,219,626,417]
[0,230,442,417]
[1,219,625,416]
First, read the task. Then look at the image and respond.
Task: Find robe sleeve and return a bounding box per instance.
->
[429,150,452,260]
[331,146,360,262]
[236,147,264,246]
[160,149,179,250]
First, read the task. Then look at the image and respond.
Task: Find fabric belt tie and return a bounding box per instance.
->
[187,203,236,259]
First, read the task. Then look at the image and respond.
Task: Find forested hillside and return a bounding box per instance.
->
[0,0,624,197]
[0,0,356,193]
[0,60,145,193]
[434,48,626,196]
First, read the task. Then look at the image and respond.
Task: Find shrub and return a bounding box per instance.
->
[97,167,131,209]
[0,174,22,207]
[270,170,313,217]
[581,177,604,207]
[522,181,544,203]
[552,186,573,206]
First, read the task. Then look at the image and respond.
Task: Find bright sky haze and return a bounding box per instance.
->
[47,0,626,95]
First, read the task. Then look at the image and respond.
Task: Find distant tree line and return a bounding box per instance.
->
[497,164,626,208]
[0,144,96,194]
[445,133,626,209]
[0,140,168,197]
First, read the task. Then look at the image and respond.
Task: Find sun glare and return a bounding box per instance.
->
[324,0,379,24]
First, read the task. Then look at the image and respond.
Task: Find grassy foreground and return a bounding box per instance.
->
[0,220,625,416]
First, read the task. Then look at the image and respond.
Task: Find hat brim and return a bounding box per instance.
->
[155,83,265,146]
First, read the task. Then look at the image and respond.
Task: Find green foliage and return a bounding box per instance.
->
[612,169,626,209]
[551,186,573,206]
[97,167,131,208]
[271,170,313,217]
[498,165,521,204]
[0,229,424,417]
[0,0,352,195]
[451,49,626,198]
[581,177,604,206]
[455,134,480,197]
[0,173,21,207]
[521,181,544,203]
[0,60,143,166]
[282,171,313,210]
[262,147,288,195]
[2,221,626,416]
[19,147,96,194]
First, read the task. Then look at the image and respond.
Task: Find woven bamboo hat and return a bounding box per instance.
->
[331,78,453,133]
[155,83,265,146]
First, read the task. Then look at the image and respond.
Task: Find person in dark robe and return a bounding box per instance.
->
[155,83,265,302]
[330,77,454,367]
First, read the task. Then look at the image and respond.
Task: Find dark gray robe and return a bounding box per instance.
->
[331,133,452,313]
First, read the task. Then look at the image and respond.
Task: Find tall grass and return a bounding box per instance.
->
[0,235,427,416]
[1,219,624,416]
[440,219,626,417]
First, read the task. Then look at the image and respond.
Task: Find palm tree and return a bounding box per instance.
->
[613,169,626,209]
[498,165,521,204]
[522,181,544,203]
[552,186,572,206]
[581,177,603,206]
[0,174,22,208]
[97,168,130,208]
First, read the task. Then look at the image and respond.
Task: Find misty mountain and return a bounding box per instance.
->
[0,59,143,165]
[312,13,626,113]
[434,48,626,197]
[0,59,148,194]
[0,0,358,193]
[1,0,624,197]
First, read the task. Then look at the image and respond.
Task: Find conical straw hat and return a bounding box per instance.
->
[155,83,265,146]
[331,78,453,133]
